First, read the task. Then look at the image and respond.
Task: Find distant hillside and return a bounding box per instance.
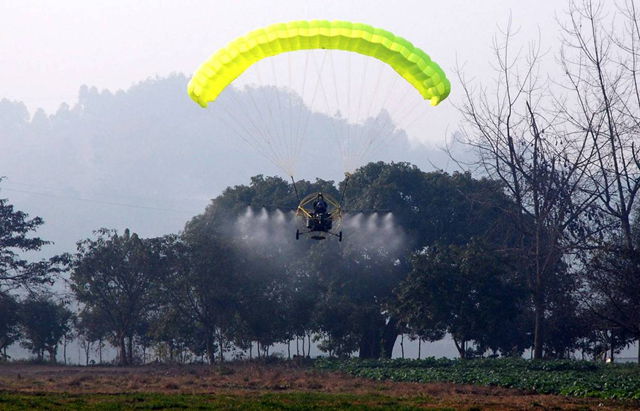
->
[0,74,459,256]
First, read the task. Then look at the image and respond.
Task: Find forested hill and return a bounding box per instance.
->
[0,74,456,257]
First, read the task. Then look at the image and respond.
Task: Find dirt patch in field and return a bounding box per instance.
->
[0,362,634,410]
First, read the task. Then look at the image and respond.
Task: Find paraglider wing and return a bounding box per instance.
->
[188,20,451,108]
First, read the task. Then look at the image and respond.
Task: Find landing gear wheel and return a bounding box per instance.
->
[296,229,300,240]
[338,231,343,242]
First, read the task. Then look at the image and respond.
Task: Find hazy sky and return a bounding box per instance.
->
[1,0,566,144]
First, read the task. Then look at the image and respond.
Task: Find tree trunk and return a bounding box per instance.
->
[533,287,545,359]
[119,335,127,365]
[400,334,404,359]
[85,341,91,366]
[219,331,224,363]
[418,338,421,360]
[206,335,215,365]
[48,346,57,363]
[380,317,399,359]
[127,335,134,364]
[358,327,377,358]
[287,340,290,359]
[453,337,466,359]
[358,312,383,359]
[610,334,615,363]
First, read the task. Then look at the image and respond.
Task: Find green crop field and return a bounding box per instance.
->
[315,358,640,399]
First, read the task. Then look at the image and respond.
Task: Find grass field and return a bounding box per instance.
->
[0,392,450,410]
[0,360,638,409]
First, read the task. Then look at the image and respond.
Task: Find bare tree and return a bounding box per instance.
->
[559,0,640,360]
[560,0,640,247]
[457,18,598,359]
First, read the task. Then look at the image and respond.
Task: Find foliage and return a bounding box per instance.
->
[395,239,529,358]
[0,179,65,291]
[343,163,516,248]
[75,307,110,365]
[70,228,165,365]
[0,292,20,359]
[61,164,571,362]
[18,295,73,362]
[316,163,519,358]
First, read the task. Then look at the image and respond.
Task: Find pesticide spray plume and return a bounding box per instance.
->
[343,212,406,255]
[234,206,298,252]
[233,207,405,258]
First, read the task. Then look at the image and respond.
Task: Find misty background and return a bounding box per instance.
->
[0,75,462,361]
[0,75,461,258]
[3,0,637,362]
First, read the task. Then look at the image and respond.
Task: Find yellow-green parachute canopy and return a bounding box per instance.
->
[188,20,450,107]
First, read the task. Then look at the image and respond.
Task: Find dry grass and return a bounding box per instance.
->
[0,361,634,409]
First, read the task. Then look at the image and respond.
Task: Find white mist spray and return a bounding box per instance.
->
[233,208,405,256]
[342,212,406,255]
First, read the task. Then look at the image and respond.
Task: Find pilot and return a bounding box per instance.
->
[313,193,328,214]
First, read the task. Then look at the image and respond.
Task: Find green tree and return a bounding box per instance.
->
[173,164,522,360]
[169,175,335,361]
[70,228,163,365]
[0,180,64,290]
[583,235,640,359]
[333,163,518,358]
[75,307,110,365]
[19,295,73,362]
[159,230,239,363]
[147,303,197,363]
[0,292,20,360]
[396,240,527,358]
[344,163,516,247]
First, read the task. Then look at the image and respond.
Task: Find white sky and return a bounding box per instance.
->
[1,0,566,144]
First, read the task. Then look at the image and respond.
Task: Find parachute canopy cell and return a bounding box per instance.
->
[188,20,451,107]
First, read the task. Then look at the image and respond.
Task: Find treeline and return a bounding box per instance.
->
[0,189,71,362]
[1,165,531,364]
[62,166,534,365]
[2,158,640,365]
